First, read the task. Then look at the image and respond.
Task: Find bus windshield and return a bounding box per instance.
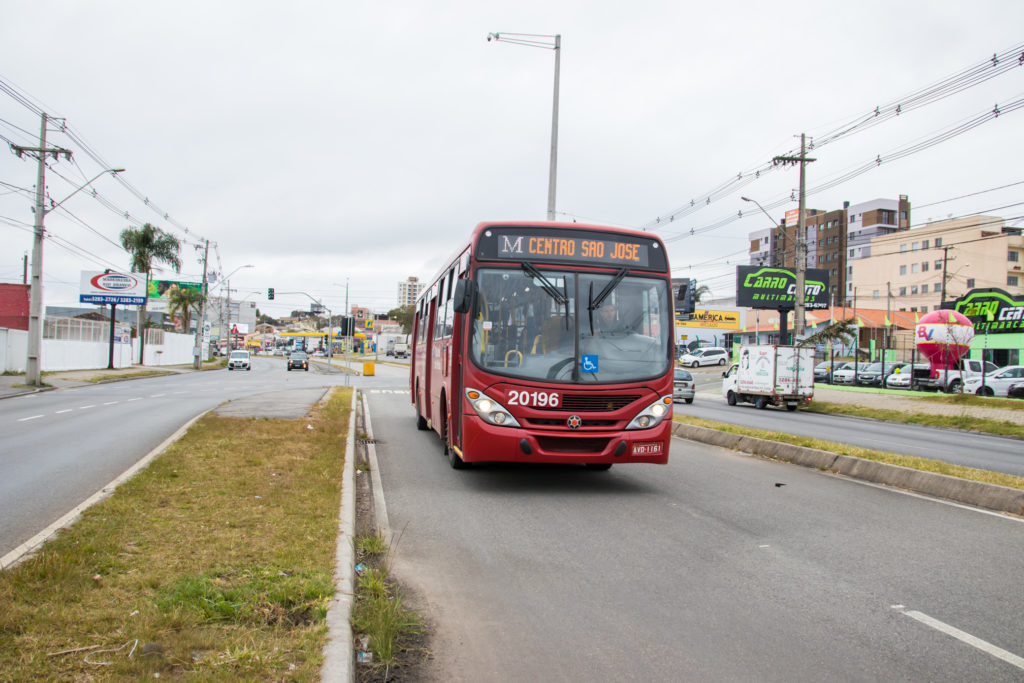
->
[469,267,671,384]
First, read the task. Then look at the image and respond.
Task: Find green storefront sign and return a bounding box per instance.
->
[946,288,1024,334]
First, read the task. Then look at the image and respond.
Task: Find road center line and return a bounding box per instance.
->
[150,393,166,398]
[79,405,96,410]
[18,415,44,422]
[896,607,1024,670]
[56,409,73,414]
[103,401,118,406]
[126,397,142,402]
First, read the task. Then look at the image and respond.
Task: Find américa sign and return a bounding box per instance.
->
[735,266,830,310]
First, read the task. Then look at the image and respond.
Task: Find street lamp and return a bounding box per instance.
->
[487,31,561,221]
[742,196,802,345]
[24,167,125,386]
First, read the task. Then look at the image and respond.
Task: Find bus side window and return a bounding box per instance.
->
[434,279,446,341]
[444,267,456,337]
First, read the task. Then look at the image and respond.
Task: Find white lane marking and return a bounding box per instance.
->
[150,393,166,398]
[103,401,118,406]
[126,397,142,402]
[894,606,1024,670]
[56,409,73,414]
[79,404,96,410]
[18,415,44,422]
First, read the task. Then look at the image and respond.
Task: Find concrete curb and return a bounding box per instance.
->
[671,422,1024,517]
[322,388,358,682]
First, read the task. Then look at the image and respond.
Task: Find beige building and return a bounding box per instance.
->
[849,215,1024,313]
[397,276,425,307]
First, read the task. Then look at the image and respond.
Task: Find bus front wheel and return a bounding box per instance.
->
[415,383,429,430]
[585,463,612,471]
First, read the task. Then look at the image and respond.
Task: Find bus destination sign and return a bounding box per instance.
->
[479,227,666,271]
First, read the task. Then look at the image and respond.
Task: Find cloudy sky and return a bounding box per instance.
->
[2,1,1022,319]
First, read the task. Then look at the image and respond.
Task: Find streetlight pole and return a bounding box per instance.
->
[487,32,561,221]
[217,265,253,353]
[10,112,124,386]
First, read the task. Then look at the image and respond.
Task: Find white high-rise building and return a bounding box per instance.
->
[398,276,425,307]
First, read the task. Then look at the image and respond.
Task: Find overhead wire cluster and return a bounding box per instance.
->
[644,41,1024,256]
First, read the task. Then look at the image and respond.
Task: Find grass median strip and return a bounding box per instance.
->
[674,415,1024,491]
[0,387,352,679]
[806,397,1024,439]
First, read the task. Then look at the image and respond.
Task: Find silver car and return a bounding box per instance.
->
[673,368,695,404]
[227,350,251,371]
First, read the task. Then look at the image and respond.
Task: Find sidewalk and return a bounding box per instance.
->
[0,364,207,399]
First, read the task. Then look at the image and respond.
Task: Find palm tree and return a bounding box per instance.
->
[120,223,182,364]
[166,286,204,334]
[692,284,712,306]
[797,317,857,349]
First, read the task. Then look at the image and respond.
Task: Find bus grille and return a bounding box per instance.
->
[535,436,611,453]
[526,418,616,427]
[540,394,642,412]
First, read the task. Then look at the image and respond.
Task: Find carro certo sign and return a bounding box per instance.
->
[79,270,148,305]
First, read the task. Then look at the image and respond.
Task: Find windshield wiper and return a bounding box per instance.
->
[588,267,629,312]
[522,262,568,308]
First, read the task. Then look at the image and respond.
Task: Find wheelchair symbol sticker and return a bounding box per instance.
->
[581,355,599,373]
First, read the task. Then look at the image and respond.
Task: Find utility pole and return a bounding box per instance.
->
[11,113,72,387]
[773,133,815,341]
[193,240,210,369]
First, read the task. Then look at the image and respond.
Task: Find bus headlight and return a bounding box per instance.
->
[625,395,673,430]
[465,388,521,428]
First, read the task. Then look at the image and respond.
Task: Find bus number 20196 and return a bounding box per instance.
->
[507,390,560,407]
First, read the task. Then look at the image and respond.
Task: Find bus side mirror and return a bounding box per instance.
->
[452,279,474,314]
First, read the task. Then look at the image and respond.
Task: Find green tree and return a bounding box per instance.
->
[386,305,415,334]
[120,223,182,363]
[797,317,857,349]
[693,284,712,305]
[166,286,204,334]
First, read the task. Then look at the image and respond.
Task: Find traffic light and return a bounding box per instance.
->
[267,287,275,300]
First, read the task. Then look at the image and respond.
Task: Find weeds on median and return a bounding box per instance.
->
[674,415,1024,491]
[0,387,353,679]
[351,529,425,677]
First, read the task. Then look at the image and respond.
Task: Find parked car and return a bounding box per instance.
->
[815,361,853,384]
[287,351,309,371]
[831,362,863,385]
[886,363,931,390]
[672,368,695,404]
[227,350,251,371]
[679,346,729,367]
[918,358,999,393]
[1008,381,1024,399]
[857,362,909,387]
[964,365,1024,397]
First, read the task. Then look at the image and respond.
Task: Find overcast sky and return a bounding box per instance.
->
[2,1,1022,319]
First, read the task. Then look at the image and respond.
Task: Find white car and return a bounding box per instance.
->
[831,365,859,385]
[227,350,251,371]
[964,365,1024,397]
[679,347,729,367]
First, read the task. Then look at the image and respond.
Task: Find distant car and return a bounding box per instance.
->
[886,363,930,390]
[287,351,309,371]
[227,350,251,371]
[1008,381,1024,400]
[673,368,695,404]
[273,348,285,356]
[679,347,729,367]
[964,365,1024,397]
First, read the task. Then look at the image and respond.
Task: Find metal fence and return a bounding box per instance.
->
[42,316,164,345]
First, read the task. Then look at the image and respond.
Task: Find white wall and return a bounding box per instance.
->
[0,327,194,372]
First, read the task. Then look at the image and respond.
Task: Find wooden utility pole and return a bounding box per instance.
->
[773,134,815,341]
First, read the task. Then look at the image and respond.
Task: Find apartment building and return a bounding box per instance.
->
[849,215,1024,313]
[397,276,425,307]
[748,195,911,307]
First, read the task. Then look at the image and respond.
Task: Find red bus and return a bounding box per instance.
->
[411,221,675,470]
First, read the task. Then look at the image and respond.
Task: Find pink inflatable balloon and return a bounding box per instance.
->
[915,310,974,376]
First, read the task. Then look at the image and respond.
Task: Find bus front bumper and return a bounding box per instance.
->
[461,418,671,465]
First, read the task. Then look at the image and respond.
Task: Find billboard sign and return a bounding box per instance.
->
[736,266,830,310]
[147,280,202,312]
[675,309,741,329]
[946,288,1024,335]
[80,271,147,305]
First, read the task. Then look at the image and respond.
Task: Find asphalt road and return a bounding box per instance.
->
[0,355,392,559]
[365,385,1024,681]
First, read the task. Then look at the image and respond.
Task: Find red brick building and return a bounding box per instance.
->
[0,284,30,330]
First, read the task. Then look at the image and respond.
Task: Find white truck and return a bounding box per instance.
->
[722,345,815,411]
[919,358,998,393]
[393,337,409,359]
